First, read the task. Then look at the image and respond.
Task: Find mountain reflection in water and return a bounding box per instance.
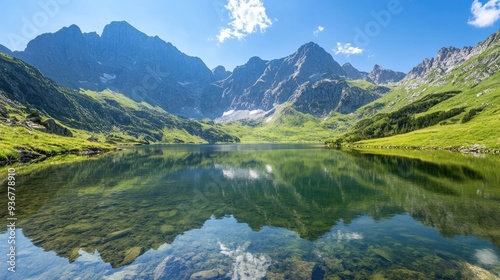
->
[1,144,499,279]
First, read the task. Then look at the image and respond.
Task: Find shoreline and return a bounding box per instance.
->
[0,147,113,167]
[328,144,500,154]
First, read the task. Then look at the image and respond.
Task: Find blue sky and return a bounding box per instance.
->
[1,0,500,72]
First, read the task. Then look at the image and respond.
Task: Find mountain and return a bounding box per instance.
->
[0,44,12,55]
[212,65,231,80]
[366,64,406,85]
[209,42,346,115]
[330,29,500,150]
[0,53,239,156]
[13,24,390,120]
[202,42,390,121]
[342,62,405,85]
[341,63,368,80]
[404,46,474,82]
[13,21,215,118]
[404,30,500,85]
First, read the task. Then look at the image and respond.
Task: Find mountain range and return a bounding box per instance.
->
[0,21,499,161]
[1,21,404,120]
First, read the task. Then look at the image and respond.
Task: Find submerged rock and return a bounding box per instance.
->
[285,259,325,279]
[461,263,500,280]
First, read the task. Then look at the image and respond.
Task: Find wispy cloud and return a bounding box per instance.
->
[334,42,364,56]
[217,0,273,43]
[313,26,325,36]
[468,0,500,27]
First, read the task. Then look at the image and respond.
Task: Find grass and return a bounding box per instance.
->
[220,106,341,142]
[161,128,205,143]
[0,122,112,161]
[328,39,500,150]
[351,70,500,150]
[354,113,500,150]
[346,79,381,90]
[80,89,165,112]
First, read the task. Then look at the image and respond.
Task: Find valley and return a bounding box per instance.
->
[1,3,500,277]
[0,22,499,166]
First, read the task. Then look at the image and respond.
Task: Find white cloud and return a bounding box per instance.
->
[468,0,500,28]
[217,0,273,43]
[313,26,325,36]
[334,42,364,56]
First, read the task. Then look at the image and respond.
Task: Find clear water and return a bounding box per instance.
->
[1,144,499,279]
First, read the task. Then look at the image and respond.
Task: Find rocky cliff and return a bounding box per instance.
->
[367,64,406,85]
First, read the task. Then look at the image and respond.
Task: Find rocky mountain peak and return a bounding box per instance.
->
[212,66,231,81]
[0,44,12,55]
[247,56,266,65]
[289,42,344,79]
[341,63,367,80]
[296,42,323,54]
[233,56,267,75]
[100,21,149,52]
[102,21,142,36]
[405,45,475,81]
[62,24,83,35]
[367,64,405,85]
[25,23,85,52]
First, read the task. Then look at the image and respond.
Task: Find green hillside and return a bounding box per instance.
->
[220,106,353,143]
[327,31,500,151]
[0,54,239,164]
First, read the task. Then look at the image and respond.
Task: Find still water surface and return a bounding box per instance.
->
[1,144,500,279]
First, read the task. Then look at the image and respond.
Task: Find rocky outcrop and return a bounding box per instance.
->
[0,103,8,117]
[342,63,368,80]
[405,46,474,81]
[42,118,73,137]
[367,64,406,85]
[404,29,500,85]
[212,66,231,81]
[293,80,381,117]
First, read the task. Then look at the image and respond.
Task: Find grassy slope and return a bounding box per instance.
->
[354,75,500,150]
[220,106,348,142]
[0,123,112,161]
[331,37,500,150]
[0,53,242,163]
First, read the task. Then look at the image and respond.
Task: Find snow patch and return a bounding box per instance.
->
[222,110,235,117]
[216,109,271,122]
[103,73,116,80]
[100,73,116,83]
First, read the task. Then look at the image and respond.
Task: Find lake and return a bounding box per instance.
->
[1,144,500,279]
